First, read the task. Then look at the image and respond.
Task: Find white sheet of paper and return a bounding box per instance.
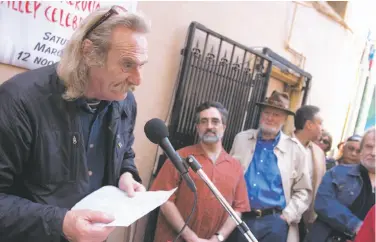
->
[71,185,177,227]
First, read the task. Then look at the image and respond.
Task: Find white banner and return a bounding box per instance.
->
[0,1,137,70]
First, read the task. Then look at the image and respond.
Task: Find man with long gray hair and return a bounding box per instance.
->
[0,6,150,242]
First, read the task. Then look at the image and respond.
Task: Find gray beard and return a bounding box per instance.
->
[200,133,222,144]
[361,160,376,174]
[259,123,283,136]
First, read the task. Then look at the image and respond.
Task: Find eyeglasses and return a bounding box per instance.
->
[320,138,330,146]
[346,145,361,154]
[83,5,128,40]
[198,118,222,126]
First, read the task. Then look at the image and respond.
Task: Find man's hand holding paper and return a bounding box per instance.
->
[71,185,177,227]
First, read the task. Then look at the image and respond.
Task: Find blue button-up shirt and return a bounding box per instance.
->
[244,131,286,209]
[77,99,111,192]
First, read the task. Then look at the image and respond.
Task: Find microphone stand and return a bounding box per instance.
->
[184,155,258,242]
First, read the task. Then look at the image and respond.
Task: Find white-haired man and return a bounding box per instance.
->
[305,127,375,242]
[228,91,312,242]
[0,6,150,242]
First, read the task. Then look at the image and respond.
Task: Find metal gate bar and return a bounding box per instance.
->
[169,21,273,152]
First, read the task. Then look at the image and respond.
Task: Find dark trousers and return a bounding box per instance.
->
[227,214,288,242]
[298,219,307,242]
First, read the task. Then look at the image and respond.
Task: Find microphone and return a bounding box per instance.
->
[144,118,196,192]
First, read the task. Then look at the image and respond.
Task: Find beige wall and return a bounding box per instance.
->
[0,1,372,242]
[133,0,368,187]
[131,2,368,241]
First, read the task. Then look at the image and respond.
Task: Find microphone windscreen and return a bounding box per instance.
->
[144,118,169,144]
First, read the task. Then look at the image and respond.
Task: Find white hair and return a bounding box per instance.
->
[360,126,375,151]
[360,126,375,173]
[57,7,151,100]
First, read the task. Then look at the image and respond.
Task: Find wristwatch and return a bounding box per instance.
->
[215,232,224,242]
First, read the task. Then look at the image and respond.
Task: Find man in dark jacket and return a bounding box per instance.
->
[305,127,375,242]
[0,6,150,242]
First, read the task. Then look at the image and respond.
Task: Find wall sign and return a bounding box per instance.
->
[0,1,137,70]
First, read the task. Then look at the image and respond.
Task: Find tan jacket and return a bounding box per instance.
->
[302,142,327,225]
[230,129,312,242]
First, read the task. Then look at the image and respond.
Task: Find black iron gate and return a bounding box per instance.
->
[168,21,273,152]
[144,22,273,242]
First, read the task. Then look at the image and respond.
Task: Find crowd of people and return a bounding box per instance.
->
[0,5,374,242]
[151,92,375,242]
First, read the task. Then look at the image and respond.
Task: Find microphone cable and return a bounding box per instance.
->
[173,189,198,242]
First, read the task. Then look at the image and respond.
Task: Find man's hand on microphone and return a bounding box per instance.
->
[118,172,146,197]
[62,209,116,242]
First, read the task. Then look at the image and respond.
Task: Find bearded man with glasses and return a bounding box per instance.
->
[150,101,250,242]
[0,6,150,242]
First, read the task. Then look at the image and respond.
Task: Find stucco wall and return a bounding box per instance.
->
[0,2,370,242]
